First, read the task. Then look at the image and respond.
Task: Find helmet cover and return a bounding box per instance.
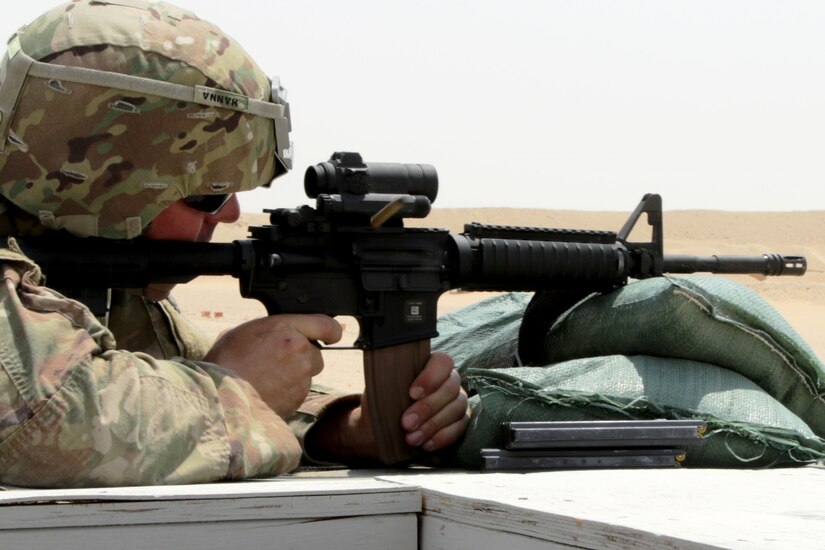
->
[0,0,290,239]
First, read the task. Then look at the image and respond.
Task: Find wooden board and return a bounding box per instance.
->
[0,477,421,550]
[421,516,576,550]
[382,467,825,550]
[0,514,418,550]
[5,467,825,549]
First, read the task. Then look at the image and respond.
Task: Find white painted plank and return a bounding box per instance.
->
[421,516,575,550]
[0,513,418,550]
[0,476,421,530]
[0,476,416,503]
[382,467,825,550]
[418,487,713,550]
[0,490,420,530]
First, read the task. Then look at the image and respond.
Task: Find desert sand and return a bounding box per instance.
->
[171,207,824,393]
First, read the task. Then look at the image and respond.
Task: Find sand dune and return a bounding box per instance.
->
[174,208,824,392]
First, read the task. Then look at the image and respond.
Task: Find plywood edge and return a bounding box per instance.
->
[0,477,423,531]
[0,476,419,504]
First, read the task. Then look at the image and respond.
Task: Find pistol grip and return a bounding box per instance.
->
[363,340,430,465]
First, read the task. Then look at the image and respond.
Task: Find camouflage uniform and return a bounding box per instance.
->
[0,240,359,487]
[0,1,350,488]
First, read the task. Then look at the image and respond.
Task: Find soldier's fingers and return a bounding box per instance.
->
[402,368,462,432]
[408,352,455,400]
[405,394,470,450]
[268,314,344,345]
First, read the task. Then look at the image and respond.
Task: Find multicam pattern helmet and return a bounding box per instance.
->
[0,0,292,239]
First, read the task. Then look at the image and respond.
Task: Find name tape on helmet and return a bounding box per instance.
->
[194,86,250,113]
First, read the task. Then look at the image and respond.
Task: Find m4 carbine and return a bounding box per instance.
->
[19,152,807,464]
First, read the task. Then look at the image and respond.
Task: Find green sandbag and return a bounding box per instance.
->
[432,284,825,468]
[453,357,825,469]
[435,292,528,371]
[541,276,825,437]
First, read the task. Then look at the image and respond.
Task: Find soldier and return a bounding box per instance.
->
[0,0,468,487]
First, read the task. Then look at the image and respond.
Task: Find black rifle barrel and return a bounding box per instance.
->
[663,254,807,276]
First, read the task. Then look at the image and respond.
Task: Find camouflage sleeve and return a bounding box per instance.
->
[288,389,362,466]
[0,245,301,487]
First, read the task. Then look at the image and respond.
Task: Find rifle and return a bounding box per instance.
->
[17,151,808,464]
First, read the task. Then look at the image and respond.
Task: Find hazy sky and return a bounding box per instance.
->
[4,1,825,213]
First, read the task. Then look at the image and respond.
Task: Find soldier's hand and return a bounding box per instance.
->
[398,352,469,452]
[203,314,342,418]
[306,352,469,463]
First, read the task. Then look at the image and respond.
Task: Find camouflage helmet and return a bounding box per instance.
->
[0,0,292,239]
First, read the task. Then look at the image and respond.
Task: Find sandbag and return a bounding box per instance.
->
[453,357,825,468]
[432,282,825,468]
[541,276,825,438]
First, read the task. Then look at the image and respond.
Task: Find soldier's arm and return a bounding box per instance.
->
[0,248,302,487]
